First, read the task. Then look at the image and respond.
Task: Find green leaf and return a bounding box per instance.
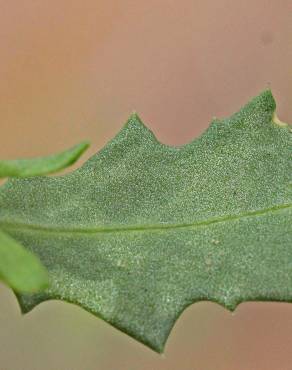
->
[0,90,291,352]
[0,230,49,292]
[0,141,89,294]
[0,141,90,178]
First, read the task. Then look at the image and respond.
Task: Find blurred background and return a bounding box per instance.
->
[0,1,292,369]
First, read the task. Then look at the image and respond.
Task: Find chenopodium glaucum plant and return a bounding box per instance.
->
[0,90,291,353]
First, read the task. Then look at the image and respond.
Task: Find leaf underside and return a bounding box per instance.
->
[0,90,291,352]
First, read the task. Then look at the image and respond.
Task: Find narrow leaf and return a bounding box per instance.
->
[0,141,89,178]
[0,90,291,352]
[0,230,49,293]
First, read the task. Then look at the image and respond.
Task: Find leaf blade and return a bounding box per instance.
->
[0,230,49,293]
[0,90,291,352]
[0,141,89,178]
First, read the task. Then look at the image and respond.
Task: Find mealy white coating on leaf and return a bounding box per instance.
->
[0,90,291,352]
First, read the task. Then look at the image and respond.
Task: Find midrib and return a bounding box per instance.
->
[0,203,291,235]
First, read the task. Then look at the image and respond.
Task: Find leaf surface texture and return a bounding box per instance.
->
[0,90,291,352]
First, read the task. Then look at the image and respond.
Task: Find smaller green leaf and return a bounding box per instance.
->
[0,141,89,178]
[0,230,49,293]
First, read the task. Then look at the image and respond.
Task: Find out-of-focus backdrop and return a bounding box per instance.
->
[0,1,292,369]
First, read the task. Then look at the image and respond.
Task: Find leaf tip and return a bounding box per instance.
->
[67,141,90,163]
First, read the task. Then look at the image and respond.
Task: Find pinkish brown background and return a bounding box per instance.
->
[0,1,292,369]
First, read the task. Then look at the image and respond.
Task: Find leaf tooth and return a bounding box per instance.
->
[241,89,276,115]
[126,111,153,131]
[223,89,277,129]
[117,111,158,144]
